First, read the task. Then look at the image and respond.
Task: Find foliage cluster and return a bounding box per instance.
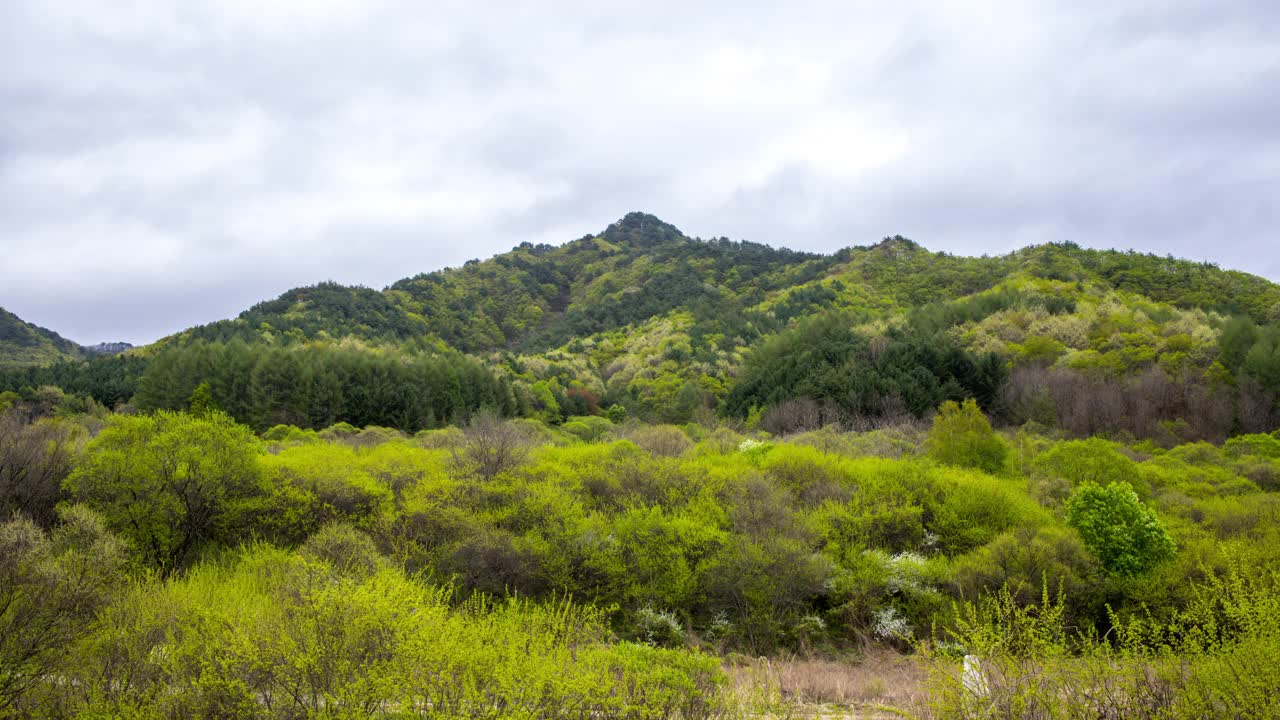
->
[2,391,1280,715]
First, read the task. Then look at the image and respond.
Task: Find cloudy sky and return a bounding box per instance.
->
[2,1,1278,344]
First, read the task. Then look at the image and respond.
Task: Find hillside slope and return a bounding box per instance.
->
[0,307,83,369]
[6,213,1280,438]
[157,213,1280,357]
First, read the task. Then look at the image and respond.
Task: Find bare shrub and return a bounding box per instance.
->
[759,398,824,435]
[621,424,694,457]
[451,411,530,481]
[0,411,79,527]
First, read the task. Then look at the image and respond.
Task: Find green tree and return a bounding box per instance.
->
[1065,481,1175,577]
[64,411,265,572]
[1242,327,1280,392]
[606,403,629,424]
[187,380,215,415]
[926,398,1009,474]
[1219,315,1259,371]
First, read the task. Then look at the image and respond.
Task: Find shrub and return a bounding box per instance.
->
[451,410,530,480]
[926,399,1009,474]
[624,425,694,457]
[634,606,686,647]
[1065,481,1176,576]
[64,410,265,572]
[301,521,384,578]
[0,506,128,713]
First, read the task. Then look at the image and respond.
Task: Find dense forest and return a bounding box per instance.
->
[4,214,1280,717]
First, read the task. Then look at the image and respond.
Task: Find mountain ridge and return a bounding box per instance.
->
[149,212,1280,355]
[4,212,1279,439]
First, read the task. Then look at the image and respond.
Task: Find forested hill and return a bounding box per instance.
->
[157,212,1280,355]
[0,306,83,368]
[162,212,835,352]
[4,212,1280,438]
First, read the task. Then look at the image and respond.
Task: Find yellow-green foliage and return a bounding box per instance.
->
[924,565,1280,719]
[61,545,724,719]
[19,401,1280,717]
[947,278,1225,380]
[926,399,1010,474]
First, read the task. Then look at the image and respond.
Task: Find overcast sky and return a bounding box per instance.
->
[2,1,1278,345]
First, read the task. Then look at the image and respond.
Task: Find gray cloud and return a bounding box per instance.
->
[2,0,1277,345]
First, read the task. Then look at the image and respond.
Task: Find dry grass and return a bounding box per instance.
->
[724,647,928,719]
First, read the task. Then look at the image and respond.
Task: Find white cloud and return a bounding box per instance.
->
[1,0,1277,343]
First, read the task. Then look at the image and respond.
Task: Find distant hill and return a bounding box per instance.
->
[156,213,1280,356]
[83,342,135,356]
[163,213,833,353]
[5,212,1279,438]
[0,307,83,368]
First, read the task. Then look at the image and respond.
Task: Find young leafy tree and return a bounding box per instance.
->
[187,380,215,416]
[1219,315,1259,371]
[1065,481,1175,577]
[926,398,1009,474]
[64,410,265,572]
[1242,326,1280,393]
[606,403,629,424]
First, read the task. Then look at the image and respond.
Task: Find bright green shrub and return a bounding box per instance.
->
[301,521,384,578]
[1065,481,1176,576]
[68,547,726,719]
[926,399,1009,474]
[561,415,614,442]
[946,525,1101,626]
[64,411,265,572]
[259,444,394,539]
[930,469,1046,555]
[1223,433,1280,460]
[1034,437,1140,488]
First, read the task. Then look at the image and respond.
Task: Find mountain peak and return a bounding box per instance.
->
[600,212,685,248]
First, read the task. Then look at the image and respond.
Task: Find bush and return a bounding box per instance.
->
[1065,481,1176,576]
[624,425,694,457]
[1034,437,1144,497]
[926,399,1009,474]
[301,522,384,578]
[60,547,727,719]
[64,410,265,572]
[561,415,614,442]
[0,506,128,713]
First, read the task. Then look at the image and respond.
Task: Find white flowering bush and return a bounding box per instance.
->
[737,438,774,465]
[873,607,913,642]
[635,606,685,647]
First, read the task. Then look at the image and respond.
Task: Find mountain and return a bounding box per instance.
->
[157,213,1280,355]
[5,213,1280,438]
[83,342,135,356]
[162,213,833,352]
[0,307,83,368]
